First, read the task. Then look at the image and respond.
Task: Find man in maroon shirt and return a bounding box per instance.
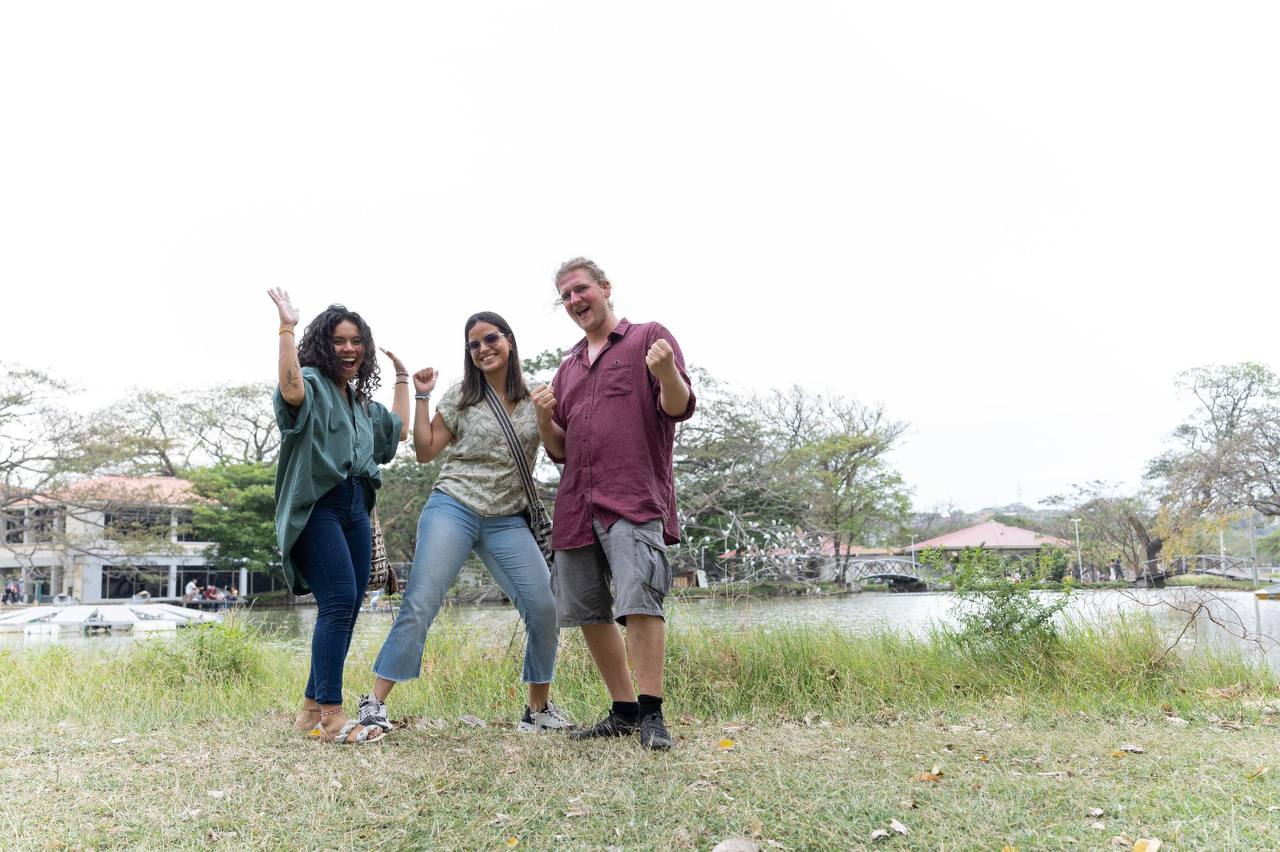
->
[532,257,695,750]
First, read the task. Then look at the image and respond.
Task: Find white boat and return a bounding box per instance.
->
[0,603,221,635]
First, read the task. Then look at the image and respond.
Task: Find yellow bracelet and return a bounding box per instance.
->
[279,327,296,335]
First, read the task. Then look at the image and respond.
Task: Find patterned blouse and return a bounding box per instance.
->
[432,382,540,517]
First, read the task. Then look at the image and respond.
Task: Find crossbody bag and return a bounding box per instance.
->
[483,384,554,570]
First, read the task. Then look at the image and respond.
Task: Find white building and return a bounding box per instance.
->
[0,476,279,603]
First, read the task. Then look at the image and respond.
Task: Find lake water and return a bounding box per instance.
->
[7,588,1280,668]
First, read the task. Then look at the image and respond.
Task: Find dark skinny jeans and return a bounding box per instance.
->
[292,476,371,705]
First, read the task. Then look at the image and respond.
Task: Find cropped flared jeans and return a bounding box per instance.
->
[373,490,558,685]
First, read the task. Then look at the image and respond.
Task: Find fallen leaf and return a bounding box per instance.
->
[505,838,519,848]
[1164,716,1189,728]
[1036,771,1066,778]
[890,819,910,836]
[899,798,917,809]
[207,790,226,799]
[110,737,127,744]
[1088,807,1105,817]
[1001,847,1019,852]
[930,763,944,775]
[564,809,587,819]
[913,772,943,783]
[459,714,486,727]
[869,829,890,842]
[1248,765,1270,781]
[749,819,764,837]
[719,738,736,749]
[975,753,989,763]
[1110,836,1132,848]
[1093,821,1107,830]
[711,839,759,852]
[1133,839,1162,852]
[1118,743,1145,753]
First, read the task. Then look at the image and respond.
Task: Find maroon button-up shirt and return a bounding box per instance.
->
[549,318,696,550]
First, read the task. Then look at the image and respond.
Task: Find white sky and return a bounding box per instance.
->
[2,2,1276,511]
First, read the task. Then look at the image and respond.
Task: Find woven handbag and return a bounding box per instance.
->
[369,508,397,593]
[483,384,554,570]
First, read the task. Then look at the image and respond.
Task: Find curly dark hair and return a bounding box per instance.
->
[295,304,381,404]
[458,311,529,410]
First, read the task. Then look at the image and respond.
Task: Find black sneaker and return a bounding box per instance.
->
[568,711,638,740]
[639,712,675,750]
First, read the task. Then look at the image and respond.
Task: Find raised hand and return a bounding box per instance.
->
[645,338,677,378]
[268,288,301,328]
[380,348,407,376]
[412,368,439,395]
[530,383,557,422]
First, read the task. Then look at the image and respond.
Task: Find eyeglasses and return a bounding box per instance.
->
[558,283,593,304]
[466,332,507,352]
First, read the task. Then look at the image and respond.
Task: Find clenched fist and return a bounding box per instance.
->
[645,338,677,379]
[531,383,557,422]
[412,368,439,395]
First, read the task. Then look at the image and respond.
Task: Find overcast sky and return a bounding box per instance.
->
[3,2,1276,511]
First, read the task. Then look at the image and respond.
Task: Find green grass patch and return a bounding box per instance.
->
[1166,574,1261,591]
[2,612,1274,728]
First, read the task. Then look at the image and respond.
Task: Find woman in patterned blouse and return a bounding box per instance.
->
[357,311,574,734]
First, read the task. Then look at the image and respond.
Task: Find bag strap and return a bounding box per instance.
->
[482,385,546,520]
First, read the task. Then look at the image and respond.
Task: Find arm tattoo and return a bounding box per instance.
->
[285,367,301,389]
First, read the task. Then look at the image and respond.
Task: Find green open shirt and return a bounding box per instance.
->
[273,367,403,595]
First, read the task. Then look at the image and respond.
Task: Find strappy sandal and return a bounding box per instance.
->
[358,693,394,733]
[310,708,386,744]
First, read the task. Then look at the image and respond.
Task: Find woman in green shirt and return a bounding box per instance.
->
[270,288,409,744]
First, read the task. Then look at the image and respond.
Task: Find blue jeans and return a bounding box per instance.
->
[292,476,371,705]
[373,490,558,685]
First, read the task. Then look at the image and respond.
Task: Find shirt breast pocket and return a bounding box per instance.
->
[601,362,634,397]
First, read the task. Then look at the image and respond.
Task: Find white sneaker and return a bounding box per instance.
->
[517,700,576,732]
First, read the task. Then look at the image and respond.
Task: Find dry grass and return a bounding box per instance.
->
[2,712,1278,850]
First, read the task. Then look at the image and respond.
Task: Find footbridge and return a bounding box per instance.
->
[1138,555,1272,586]
[842,557,943,590]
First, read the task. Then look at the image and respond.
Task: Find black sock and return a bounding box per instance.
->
[637,694,663,719]
[612,700,640,722]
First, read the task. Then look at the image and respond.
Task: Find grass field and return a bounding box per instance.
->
[3,613,1278,849]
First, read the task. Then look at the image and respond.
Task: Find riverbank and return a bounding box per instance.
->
[4,617,1278,848]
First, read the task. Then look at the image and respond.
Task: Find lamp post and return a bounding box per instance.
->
[1071,518,1083,582]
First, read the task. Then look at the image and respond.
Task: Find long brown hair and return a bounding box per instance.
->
[458,311,529,409]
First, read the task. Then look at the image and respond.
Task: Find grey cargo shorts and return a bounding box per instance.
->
[551,517,672,626]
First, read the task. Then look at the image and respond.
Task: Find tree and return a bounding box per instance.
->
[1043,481,1162,577]
[1148,362,1280,519]
[0,363,81,503]
[186,463,279,574]
[74,383,280,476]
[780,393,911,573]
[673,371,810,570]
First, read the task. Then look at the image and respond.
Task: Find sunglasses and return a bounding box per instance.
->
[466,331,507,352]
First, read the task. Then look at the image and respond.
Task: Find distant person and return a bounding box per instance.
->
[533,257,695,750]
[270,288,409,744]
[359,311,572,736]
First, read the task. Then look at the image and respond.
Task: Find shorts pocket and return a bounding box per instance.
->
[633,526,671,597]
